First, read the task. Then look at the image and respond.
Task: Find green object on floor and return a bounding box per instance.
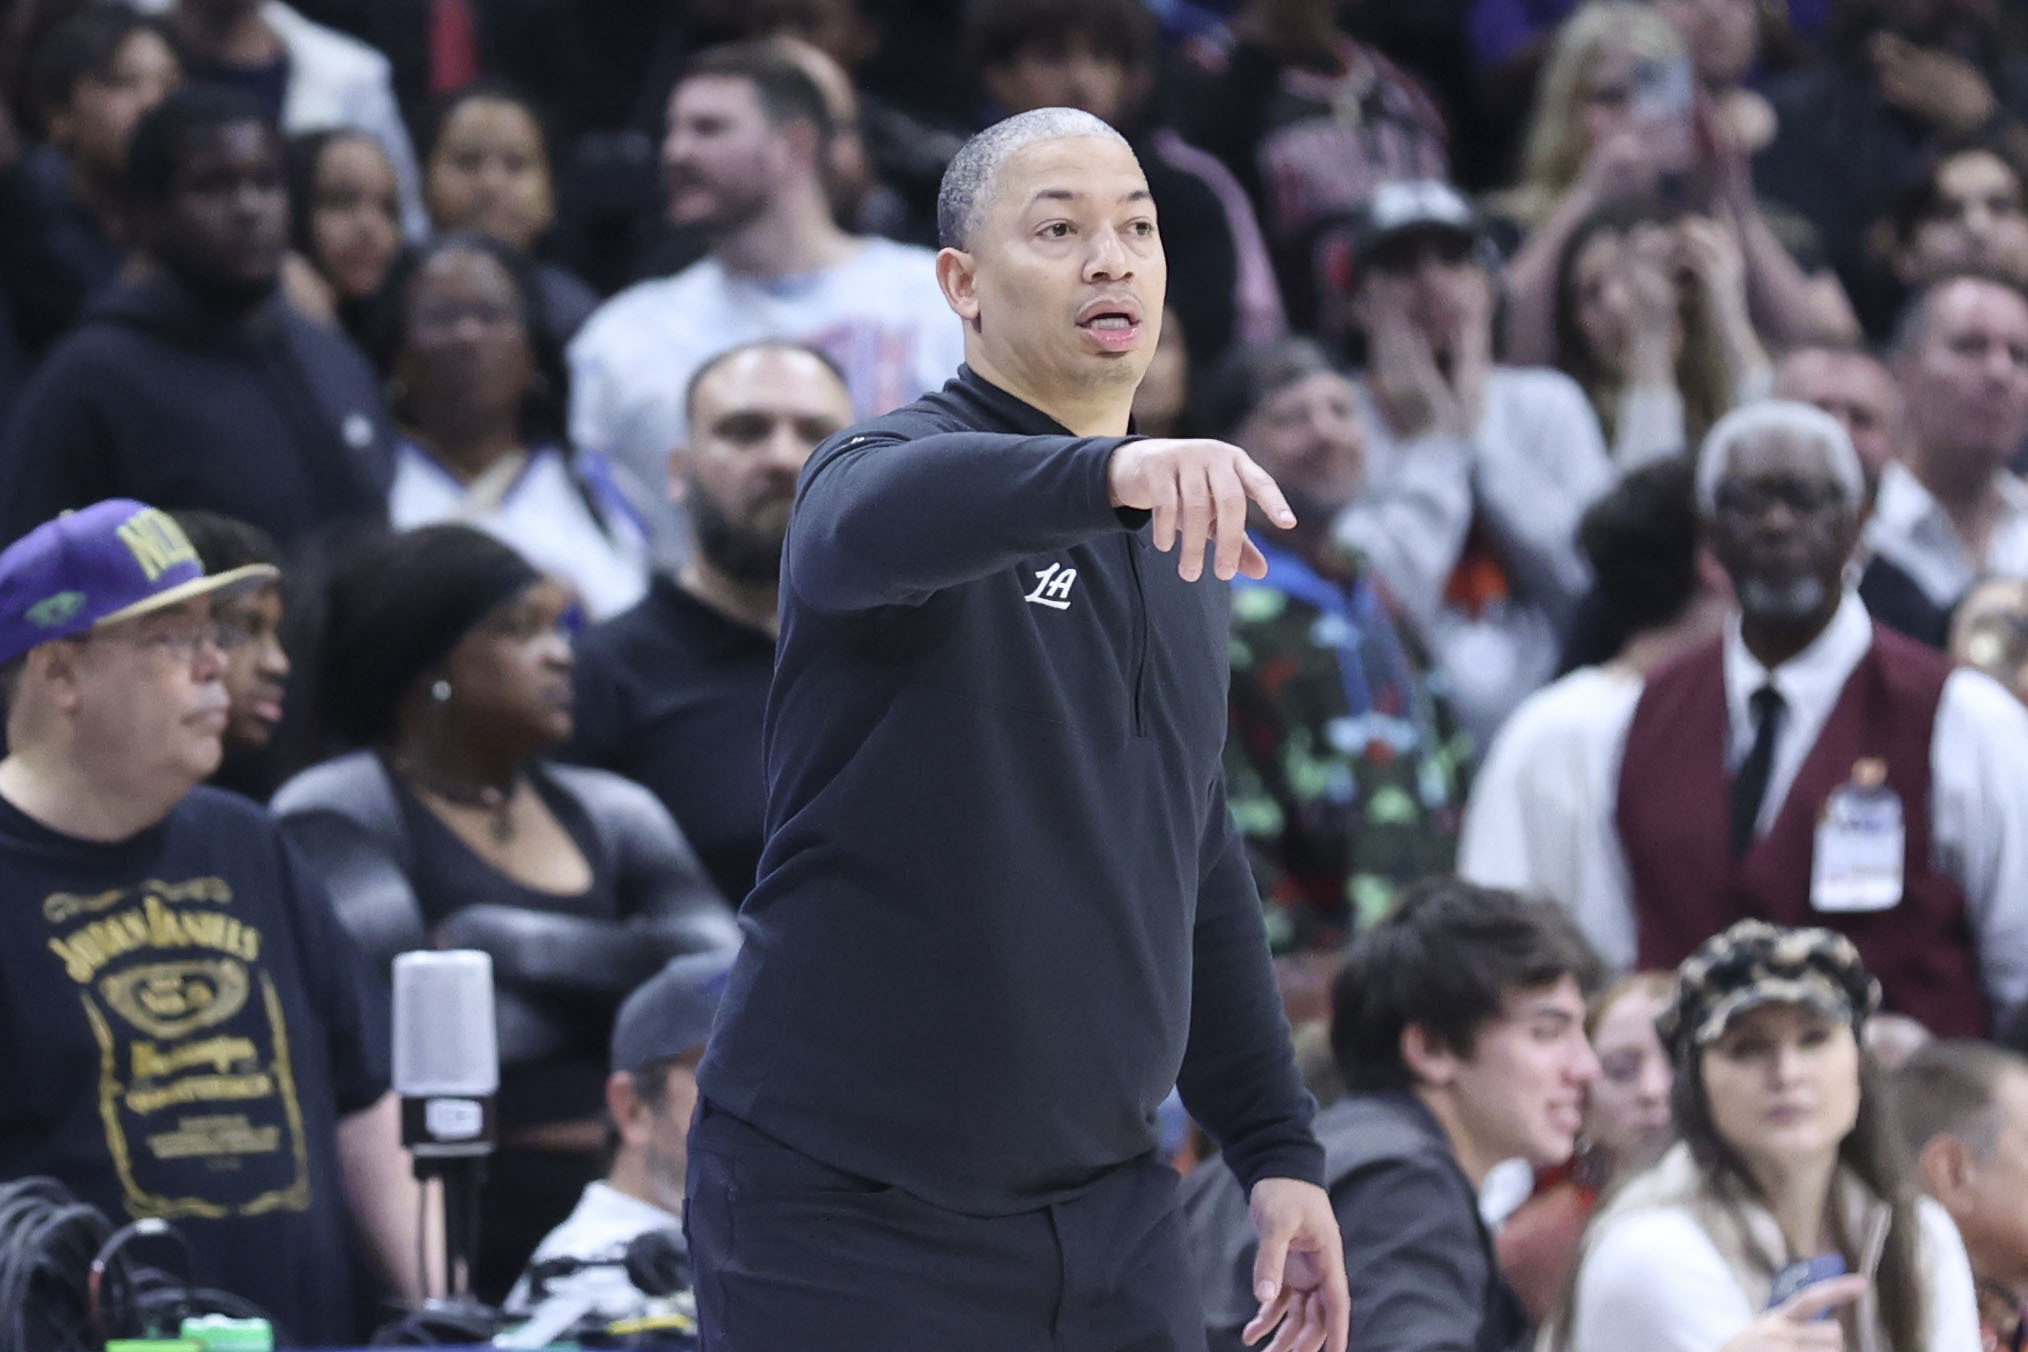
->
[178,1315,274,1351]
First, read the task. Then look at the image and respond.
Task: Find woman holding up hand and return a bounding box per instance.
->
[1555,201,1770,467]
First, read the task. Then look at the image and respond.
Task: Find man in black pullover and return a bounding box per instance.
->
[686,107,1348,1352]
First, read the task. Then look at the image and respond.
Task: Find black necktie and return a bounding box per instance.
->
[1731,685,1785,856]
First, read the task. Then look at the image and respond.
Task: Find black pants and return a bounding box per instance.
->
[685,1101,1209,1352]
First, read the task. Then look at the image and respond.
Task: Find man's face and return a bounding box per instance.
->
[214,584,287,751]
[1704,430,1862,627]
[680,347,852,584]
[1441,977,1599,1170]
[49,28,180,173]
[941,135,1166,405]
[62,600,231,786]
[147,120,288,305]
[983,40,1138,127]
[1900,277,2028,473]
[1902,151,2028,286]
[661,76,787,234]
[1353,231,1491,357]
[1945,1070,2028,1290]
[1770,349,1906,486]
[1235,370,1368,524]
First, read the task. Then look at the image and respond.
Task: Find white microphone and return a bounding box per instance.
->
[392,950,499,1159]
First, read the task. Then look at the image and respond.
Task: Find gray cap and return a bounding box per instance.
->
[610,948,738,1074]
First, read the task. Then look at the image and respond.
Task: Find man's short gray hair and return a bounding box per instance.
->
[936,107,1132,250]
[1694,398,1866,515]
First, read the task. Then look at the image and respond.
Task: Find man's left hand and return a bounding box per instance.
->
[1240,1177,1349,1352]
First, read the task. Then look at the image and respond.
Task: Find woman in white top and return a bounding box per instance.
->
[1561,920,1980,1352]
[376,232,650,620]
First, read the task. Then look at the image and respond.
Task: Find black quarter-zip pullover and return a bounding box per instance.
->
[697,366,1322,1214]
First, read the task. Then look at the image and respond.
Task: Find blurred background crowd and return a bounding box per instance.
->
[12,0,2028,1346]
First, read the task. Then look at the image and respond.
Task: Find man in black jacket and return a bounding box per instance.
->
[687,107,1348,1352]
[0,85,393,553]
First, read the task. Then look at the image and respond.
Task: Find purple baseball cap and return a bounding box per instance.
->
[0,500,280,666]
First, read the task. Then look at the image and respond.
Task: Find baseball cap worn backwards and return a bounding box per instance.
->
[0,500,280,666]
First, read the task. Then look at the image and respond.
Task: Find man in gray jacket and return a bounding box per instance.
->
[1186,878,1602,1352]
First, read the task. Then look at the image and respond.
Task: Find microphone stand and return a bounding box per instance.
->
[413,1150,488,1305]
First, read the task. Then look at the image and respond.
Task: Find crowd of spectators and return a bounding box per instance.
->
[11,0,2028,1347]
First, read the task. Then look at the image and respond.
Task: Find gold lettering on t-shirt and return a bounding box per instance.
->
[47,874,311,1222]
[49,893,260,986]
[88,970,311,1220]
[132,1035,258,1080]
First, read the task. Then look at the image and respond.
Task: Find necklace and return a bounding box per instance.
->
[393,757,520,844]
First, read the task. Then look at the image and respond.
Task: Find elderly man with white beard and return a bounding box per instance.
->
[1561,401,2028,1040]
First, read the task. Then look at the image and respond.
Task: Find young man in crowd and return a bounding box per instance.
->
[0,85,394,552]
[1894,1040,2028,1351]
[1757,0,2028,326]
[170,509,288,798]
[0,498,427,1342]
[131,0,426,234]
[568,40,963,553]
[1869,272,2028,613]
[565,340,853,904]
[506,949,735,1326]
[2,4,180,359]
[1185,878,1602,1352]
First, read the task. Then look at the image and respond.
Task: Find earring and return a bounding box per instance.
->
[431,679,452,703]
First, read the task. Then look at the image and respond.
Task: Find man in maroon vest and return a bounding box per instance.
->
[1611,400,2028,1038]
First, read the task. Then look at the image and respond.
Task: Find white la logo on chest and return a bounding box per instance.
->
[1024,562,1079,610]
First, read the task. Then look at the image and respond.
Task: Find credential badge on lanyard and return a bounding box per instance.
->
[1810,757,1904,913]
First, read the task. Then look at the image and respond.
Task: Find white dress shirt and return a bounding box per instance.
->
[1867,459,2028,609]
[1512,592,2028,1016]
[1457,665,1644,953]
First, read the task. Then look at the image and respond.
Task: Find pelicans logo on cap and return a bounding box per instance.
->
[114,507,200,582]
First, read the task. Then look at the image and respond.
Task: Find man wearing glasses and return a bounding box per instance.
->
[0,500,429,1343]
[1602,404,2028,1037]
[1333,179,1612,745]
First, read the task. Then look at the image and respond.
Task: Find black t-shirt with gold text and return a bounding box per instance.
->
[0,786,389,1345]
